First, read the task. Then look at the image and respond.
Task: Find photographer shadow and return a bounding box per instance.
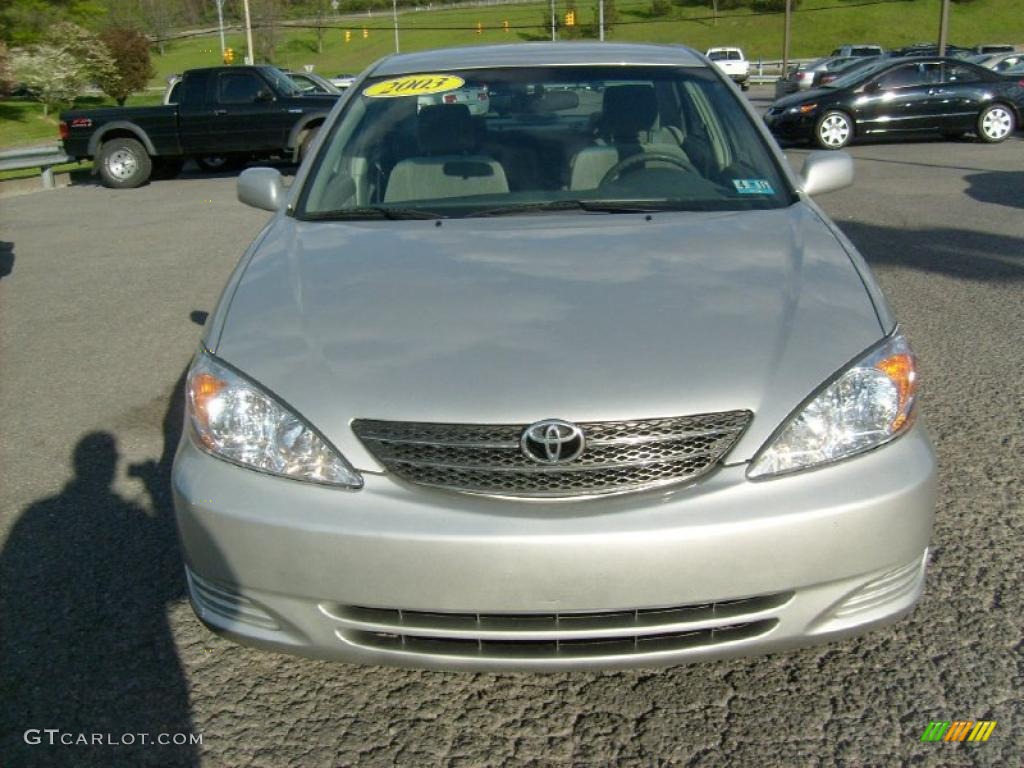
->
[0,386,199,766]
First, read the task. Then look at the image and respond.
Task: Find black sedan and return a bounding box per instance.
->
[764,57,1023,149]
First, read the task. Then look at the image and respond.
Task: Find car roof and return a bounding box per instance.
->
[370,42,706,77]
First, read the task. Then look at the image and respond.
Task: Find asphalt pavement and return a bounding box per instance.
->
[1,115,1022,766]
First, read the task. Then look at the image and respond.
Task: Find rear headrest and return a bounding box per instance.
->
[418,104,475,155]
[602,85,658,139]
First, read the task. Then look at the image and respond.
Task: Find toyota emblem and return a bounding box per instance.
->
[520,419,586,464]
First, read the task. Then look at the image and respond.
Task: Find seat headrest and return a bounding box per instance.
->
[602,85,658,139]
[418,104,475,155]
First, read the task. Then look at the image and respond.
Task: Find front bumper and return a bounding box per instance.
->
[763,109,817,143]
[172,425,936,671]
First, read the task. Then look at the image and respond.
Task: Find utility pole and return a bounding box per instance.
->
[242,0,255,65]
[550,0,556,41]
[599,0,605,41]
[782,0,792,79]
[215,0,226,59]
[938,0,950,56]
[393,0,400,52]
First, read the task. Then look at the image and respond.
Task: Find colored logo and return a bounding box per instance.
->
[920,720,997,742]
[363,75,466,99]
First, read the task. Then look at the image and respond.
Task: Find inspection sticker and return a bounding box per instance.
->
[732,179,775,195]
[363,74,466,98]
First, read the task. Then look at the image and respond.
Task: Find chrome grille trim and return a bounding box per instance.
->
[322,592,792,641]
[337,621,778,660]
[326,594,787,660]
[352,411,751,497]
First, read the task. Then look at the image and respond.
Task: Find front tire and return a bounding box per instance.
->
[977,104,1015,143]
[97,137,152,189]
[815,110,853,150]
[299,128,319,163]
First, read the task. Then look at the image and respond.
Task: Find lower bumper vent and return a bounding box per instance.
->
[324,592,790,661]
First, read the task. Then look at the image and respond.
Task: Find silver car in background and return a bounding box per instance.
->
[172,43,936,671]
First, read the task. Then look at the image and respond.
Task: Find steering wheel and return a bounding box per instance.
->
[599,152,695,187]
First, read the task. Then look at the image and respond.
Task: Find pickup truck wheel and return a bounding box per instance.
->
[98,138,152,189]
[299,128,319,163]
[151,157,185,180]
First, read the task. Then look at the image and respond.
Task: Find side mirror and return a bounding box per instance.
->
[255,89,274,103]
[800,150,854,196]
[862,80,881,93]
[238,167,286,211]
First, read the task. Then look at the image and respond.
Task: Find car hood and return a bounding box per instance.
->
[214,204,884,470]
[770,87,837,109]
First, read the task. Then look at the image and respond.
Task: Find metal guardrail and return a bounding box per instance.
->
[0,146,73,189]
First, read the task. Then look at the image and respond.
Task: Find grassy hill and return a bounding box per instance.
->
[1,0,1021,153]
[151,0,1022,80]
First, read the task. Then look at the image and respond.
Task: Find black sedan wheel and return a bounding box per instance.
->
[977,104,1015,143]
[814,111,853,150]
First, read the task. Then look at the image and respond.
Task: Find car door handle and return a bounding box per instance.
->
[214,109,228,116]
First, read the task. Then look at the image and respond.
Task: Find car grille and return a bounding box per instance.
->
[324,593,789,661]
[352,411,751,498]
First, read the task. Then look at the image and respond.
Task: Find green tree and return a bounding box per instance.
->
[0,41,13,95]
[12,45,90,114]
[0,0,106,45]
[97,26,154,105]
[46,21,117,84]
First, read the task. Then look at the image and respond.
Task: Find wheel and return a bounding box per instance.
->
[740,82,750,92]
[196,155,230,172]
[814,111,853,150]
[976,104,1015,143]
[97,137,152,189]
[599,151,696,187]
[299,128,319,163]
[151,157,185,180]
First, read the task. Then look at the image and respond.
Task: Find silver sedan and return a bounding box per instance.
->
[172,42,936,671]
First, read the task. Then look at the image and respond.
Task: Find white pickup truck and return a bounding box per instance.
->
[706,47,750,91]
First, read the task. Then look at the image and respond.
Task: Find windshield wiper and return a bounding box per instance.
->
[302,207,442,221]
[466,199,681,218]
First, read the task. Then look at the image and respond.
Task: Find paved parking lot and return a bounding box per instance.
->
[1,124,1023,766]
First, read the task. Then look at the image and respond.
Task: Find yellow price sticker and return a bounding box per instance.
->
[363,74,466,98]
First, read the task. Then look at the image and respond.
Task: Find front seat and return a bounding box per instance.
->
[384,104,509,203]
[569,85,691,191]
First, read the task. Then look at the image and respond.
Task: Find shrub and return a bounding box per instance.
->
[98,27,154,106]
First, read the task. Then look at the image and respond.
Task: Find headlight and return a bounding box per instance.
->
[787,103,819,114]
[185,351,362,488]
[748,329,919,479]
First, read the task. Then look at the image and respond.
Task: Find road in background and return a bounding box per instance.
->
[1,132,1022,766]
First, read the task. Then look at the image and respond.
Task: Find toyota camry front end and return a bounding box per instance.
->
[171,43,936,670]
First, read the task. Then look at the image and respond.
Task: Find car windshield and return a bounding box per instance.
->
[822,58,889,88]
[263,66,301,97]
[297,65,791,219]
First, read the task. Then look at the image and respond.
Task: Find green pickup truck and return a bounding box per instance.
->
[60,65,342,188]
